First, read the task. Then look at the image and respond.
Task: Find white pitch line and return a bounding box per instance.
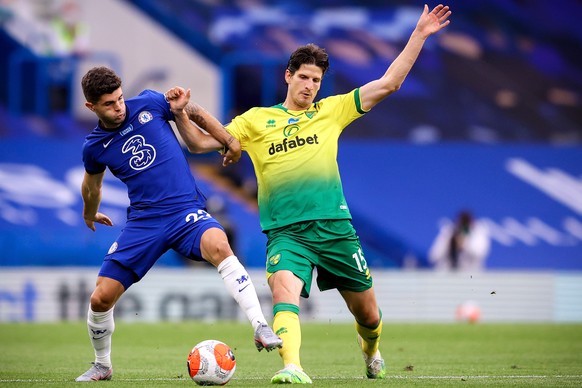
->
[2,375,582,383]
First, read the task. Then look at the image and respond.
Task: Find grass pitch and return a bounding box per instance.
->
[0,322,581,387]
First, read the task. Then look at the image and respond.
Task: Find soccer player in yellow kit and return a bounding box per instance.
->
[226,4,451,383]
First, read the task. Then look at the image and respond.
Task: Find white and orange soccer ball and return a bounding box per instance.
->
[455,301,481,323]
[187,340,236,386]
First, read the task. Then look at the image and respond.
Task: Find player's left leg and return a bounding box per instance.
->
[340,288,386,379]
[314,219,386,379]
[198,227,282,351]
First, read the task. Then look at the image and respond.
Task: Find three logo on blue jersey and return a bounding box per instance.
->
[122,135,156,171]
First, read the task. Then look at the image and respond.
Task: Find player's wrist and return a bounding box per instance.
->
[171,107,187,116]
[220,136,235,154]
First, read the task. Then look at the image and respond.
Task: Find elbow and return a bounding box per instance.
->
[380,73,404,96]
[376,83,401,100]
[185,144,204,154]
[185,144,197,154]
[189,147,206,155]
[181,138,204,153]
[386,83,401,95]
[186,142,216,154]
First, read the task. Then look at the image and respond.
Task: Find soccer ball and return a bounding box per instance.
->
[187,340,236,386]
[455,301,481,323]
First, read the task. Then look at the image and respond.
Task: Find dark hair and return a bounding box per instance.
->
[287,43,329,76]
[458,210,473,227]
[455,210,474,234]
[81,66,122,103]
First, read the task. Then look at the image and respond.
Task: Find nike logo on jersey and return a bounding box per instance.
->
[103,139,114,148]
[238,284,250,293]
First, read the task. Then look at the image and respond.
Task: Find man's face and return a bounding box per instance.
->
[85,87,126,129]
[285,64,323,110]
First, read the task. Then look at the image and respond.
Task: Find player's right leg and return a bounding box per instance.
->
[268,271,312,384]
[76,275,125,382]
[271,364,313,384]
[75,362,113,382]
[265,225,318,384]
[77,211,167,381]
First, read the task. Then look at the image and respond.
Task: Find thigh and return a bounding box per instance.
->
[169,208,226,262]
[315,220,374,293]
[98,258,138,292]
[266,225,317,298]
[106,215,167,282]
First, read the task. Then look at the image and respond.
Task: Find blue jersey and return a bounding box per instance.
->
[82,89,206,211]
[82,90,223,288]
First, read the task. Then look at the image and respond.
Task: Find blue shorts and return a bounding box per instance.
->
[98,206,224,290]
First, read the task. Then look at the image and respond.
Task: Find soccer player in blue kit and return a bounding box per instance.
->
[75,66,282,382]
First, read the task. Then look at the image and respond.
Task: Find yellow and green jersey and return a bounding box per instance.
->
[226,88,367,231]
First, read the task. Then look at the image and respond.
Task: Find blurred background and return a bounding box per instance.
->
[0,0,581,323]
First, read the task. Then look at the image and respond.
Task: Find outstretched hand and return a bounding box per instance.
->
[165,86,191,112]
[416,4,451,38]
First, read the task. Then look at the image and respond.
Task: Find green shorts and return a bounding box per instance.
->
[266,219,373,298]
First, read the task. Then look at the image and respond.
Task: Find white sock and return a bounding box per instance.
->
[217,255,267,331]
[87,307,115,367]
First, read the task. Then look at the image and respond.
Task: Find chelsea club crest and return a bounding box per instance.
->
[138,111,153,124]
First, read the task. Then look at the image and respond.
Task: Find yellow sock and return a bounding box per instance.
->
[273,307,302,369]
[356,318,383,357]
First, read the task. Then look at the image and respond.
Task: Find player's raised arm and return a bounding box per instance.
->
[359,4,451,111]
[166,87,223,152]
[166,86,241,166]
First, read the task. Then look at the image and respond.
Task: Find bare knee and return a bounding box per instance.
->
[90,289,115,312]
[357,309,381,328]
[90,277,125,312]
[200,228,234,266]
[213,239,233,259]
[269,270,303,306]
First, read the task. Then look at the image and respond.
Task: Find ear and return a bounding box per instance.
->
[284,69,292,84]
[85,102,95,112]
